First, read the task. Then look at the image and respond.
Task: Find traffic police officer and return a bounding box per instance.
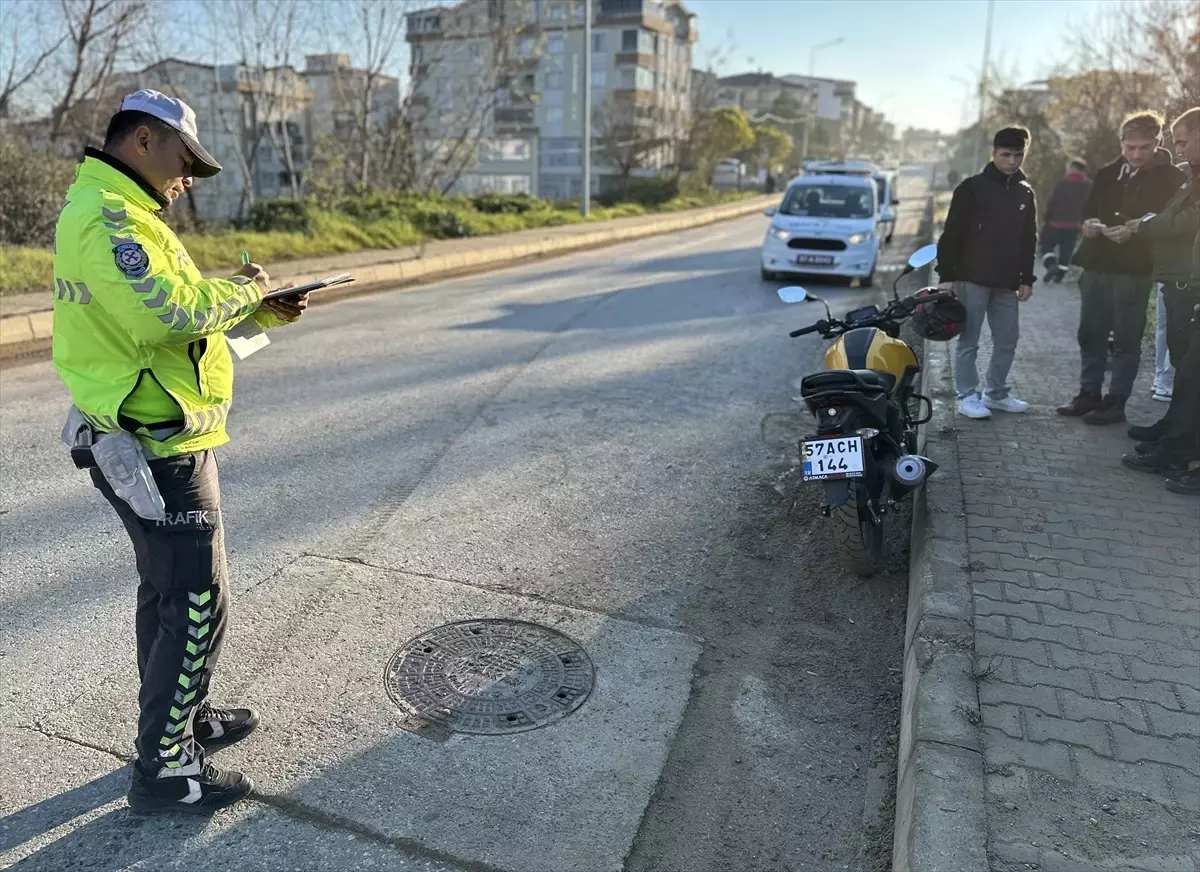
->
[52,89,308,813]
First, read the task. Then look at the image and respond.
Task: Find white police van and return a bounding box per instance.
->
[760,166,882,285]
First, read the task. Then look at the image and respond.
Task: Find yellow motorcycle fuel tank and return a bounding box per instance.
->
[824,327,919,384]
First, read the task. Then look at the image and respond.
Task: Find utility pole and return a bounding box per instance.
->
[581,0,592,217]
[971,0,994,172]
[799,36,843,162]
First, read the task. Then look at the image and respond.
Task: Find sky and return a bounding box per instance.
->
[686,0,1132,133]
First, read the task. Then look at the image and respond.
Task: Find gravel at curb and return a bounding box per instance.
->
[892,337,989,872]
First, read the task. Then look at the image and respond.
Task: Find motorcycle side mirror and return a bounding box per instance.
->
[777,286,809,304]
[907,244,938,269]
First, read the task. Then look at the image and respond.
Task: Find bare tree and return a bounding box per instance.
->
[0,0,67,121]
[592,98,670,189]
[197,0,314,216]
[48,0,148,146]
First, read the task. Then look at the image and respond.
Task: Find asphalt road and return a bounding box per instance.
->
[0,174,931,871]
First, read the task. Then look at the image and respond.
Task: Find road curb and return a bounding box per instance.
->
[892,336,989,872]
[0,196,773,364]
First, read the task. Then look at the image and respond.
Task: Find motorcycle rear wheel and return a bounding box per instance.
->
[832,482,884,577]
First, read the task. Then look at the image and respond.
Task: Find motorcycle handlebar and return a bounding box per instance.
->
[790,321,826,338]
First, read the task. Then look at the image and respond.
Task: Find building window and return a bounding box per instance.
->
[574,0,585,18]
[540,138,581,168]
[519,36,536,56]
[546,107,565,124]
[547,34,564,54]
[590,69,606,87]
[621,29,637,52]
[618,67,635,90]
[549,2,565,20]
[545,71,563,89]
[592,32,607,53]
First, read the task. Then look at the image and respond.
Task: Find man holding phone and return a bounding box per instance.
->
[1056,111,1185,425]
[51,90,308,814]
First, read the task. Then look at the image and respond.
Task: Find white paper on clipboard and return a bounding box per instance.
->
[225,316,270,359]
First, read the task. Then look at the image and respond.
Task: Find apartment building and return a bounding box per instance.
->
[714,73,813,120]
[405,0,696,200]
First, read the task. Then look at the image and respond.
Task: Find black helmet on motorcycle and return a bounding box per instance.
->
[911,288,966,342]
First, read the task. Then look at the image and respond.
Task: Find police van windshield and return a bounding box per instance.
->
[780,184,875,219]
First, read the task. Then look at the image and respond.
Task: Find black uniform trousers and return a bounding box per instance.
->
[1158,286,1200,459]
[91,449,229,771]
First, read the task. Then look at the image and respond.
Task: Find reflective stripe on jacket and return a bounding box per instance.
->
[51,149,281,457]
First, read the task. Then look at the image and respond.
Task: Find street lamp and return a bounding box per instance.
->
[581,0,592,217]
[970,0,995,172]
[800,36,844,162]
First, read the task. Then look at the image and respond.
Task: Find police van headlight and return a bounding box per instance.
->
[773,228,790,240]
[848,231,874,245]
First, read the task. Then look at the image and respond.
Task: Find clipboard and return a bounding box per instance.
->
[263,273,355,301]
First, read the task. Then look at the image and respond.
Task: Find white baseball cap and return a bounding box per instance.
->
[118,88,221,178]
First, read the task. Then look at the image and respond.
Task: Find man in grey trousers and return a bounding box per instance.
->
[1056,111,1185,424]
[936,127,1038,419]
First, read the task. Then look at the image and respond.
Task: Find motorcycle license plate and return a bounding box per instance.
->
[802,436,865,481]
[795,254,835,266]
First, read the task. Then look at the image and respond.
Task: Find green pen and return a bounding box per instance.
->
[241,249,250,266]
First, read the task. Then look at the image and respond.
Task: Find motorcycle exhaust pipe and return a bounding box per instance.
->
[891,454,939,488]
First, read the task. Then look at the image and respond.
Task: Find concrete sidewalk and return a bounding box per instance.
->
[0,195,773,359]
[944,280,1200,870]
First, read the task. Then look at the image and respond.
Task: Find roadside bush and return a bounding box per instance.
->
[247,198,315,233]
[470,193,541,214]
[596,176,679,208]
[0,137,77,247]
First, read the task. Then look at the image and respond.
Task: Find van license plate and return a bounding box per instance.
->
[795,254,835,266]
[802,436,865,481]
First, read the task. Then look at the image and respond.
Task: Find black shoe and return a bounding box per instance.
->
[1057,392,1102,416]
[1083,395,1126,425]
[1167,469,1200,495]
[1135,440,1158,455]
[194,703,260,753]
[1128,419,1169,441]
[1121,451,1190,474]
[127,757,253,814]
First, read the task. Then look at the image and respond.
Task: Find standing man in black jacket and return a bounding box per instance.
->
[1120,106,1200,482]
[937,126,1038,420]
[1056,111,1185,425]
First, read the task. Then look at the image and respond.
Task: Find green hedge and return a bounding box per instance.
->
[2,189,753,297]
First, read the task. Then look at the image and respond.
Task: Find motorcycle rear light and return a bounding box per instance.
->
[857,428,880,439]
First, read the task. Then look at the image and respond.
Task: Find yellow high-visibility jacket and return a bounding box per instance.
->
[52,149,285,457]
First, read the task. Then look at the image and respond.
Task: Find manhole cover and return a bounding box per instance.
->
[384,619,595,738]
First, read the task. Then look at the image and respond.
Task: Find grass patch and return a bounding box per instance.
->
[1,189,756,297]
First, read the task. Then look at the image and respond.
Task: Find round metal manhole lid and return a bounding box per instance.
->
[384,619,595,737]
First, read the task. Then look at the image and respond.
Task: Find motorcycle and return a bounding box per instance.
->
[776,243,951,577]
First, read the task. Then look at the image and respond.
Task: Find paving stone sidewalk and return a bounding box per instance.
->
[949,280,1200,871]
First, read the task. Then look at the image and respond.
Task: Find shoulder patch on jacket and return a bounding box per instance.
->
[114,241,150,277]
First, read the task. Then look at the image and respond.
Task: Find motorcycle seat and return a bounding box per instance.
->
[801,369,896,396]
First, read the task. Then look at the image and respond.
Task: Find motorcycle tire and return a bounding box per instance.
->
[832,482,884,578]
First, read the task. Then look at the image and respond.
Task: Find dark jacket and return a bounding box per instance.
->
[1043,171,1092,229]
[1140,166,1200,284]
[1072,148,1184,277]
[937,162,1038,290]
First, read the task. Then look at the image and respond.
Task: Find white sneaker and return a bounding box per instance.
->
[984,394,1030,413]
[957,395,992,419]
[1152,388,1172,402]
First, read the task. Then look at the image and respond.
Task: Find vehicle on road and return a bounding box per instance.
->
[776,244,959,576]
[761,172,882,285]
[873,170,899,245]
